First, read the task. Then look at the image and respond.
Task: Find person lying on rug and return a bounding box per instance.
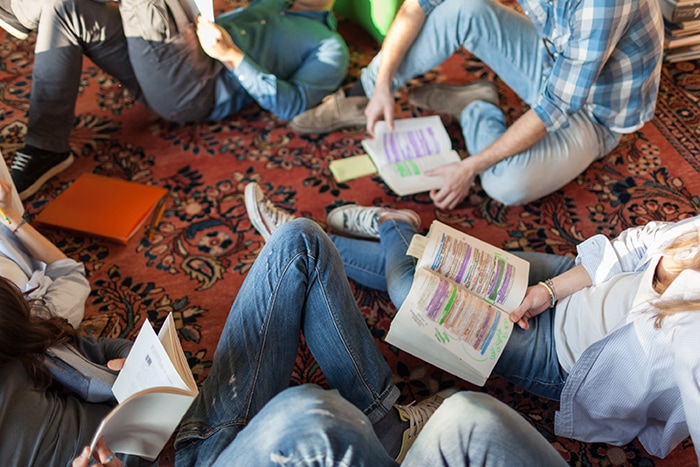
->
[0,178,88,327]
[245,183,700,461]
[289,0,664,210]
[0,0,348,200]
[0,218,568,467]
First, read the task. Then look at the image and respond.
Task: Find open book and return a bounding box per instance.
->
[89,313,198,461]
[385,221,530,386]
[361,116,461,196]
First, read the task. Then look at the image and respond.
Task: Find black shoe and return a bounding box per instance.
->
[11,146,74,200]
[0,0,30,40]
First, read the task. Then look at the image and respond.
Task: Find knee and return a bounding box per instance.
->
[437,0,497,23]
[480,169,541,206]
[271,218,327,245]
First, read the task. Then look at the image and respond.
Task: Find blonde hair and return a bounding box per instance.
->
[653,226,700,328]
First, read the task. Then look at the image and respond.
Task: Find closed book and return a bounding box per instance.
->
[659,0,700,24]
[35,173,168,244]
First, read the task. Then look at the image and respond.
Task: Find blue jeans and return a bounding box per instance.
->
[174,219,400,466]
[359,0,620,205]
[179,385,565,467]
[403,392,568,466]
[333,221,576,401]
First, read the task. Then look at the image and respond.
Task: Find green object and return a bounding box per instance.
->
[334,0,404,43]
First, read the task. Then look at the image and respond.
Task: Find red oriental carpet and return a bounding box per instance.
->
[1,1,698,465]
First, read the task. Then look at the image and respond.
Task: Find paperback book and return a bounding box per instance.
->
[361,115,461,196]
[89,313,199,461]
[385,221,530,386]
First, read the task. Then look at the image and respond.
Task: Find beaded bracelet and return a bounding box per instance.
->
[538,279,557,308]
[12,218,27,234]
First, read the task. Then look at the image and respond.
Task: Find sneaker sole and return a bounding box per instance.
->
[289,117,367,134]
[18,154,75,200]
[0,17,29,40]
[244,183,271,241]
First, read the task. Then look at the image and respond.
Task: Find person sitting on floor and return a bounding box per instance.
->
[290,0,664,210]
[245,183,700,462]
[0,213,569,466]
[0,0,348,200]
[0,177,88,327]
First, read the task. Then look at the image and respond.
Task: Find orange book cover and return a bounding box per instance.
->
[35,173,168,245]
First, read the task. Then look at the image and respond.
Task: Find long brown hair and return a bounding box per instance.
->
[0,276,78,389]
[653,226,700,328]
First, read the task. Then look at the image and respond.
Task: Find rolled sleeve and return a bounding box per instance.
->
[35,258,89,328]
[417,0,445,15]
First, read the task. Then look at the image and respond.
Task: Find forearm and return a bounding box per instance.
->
[373,0,426,93]
[468,109,548,173]
[548,264,592,303]
[2,208,66,265]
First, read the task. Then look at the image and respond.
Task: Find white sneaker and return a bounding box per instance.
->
[244,182,295,241]
[394,388,459,462]
[326,204,421,239]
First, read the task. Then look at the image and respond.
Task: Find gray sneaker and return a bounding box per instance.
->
[326,204,421,239]
[244,182,296,241]
[289,89,368,134]
[408,81,499,119]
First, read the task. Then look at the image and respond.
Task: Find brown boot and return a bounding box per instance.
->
[408,81,499,119]
[289,89,368,133]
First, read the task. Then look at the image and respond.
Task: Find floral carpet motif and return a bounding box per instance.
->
[1,2,699,465]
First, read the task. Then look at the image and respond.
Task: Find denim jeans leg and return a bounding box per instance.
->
[212,385,398,467]
[25,0,141,153]
[331,234,388,291]
[402,392,568,466]
[361,0,545,101]
[492,252,575,400]
[175,219,398,466]
[380,218,418,309]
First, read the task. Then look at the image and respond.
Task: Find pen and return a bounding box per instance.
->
[0,207,10,224]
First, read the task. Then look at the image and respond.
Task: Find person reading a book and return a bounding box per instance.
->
[247,192,700,462]
[0,216,567,467]
[1,0,348,200]
[0,179,88,327]
[289,0,664,210]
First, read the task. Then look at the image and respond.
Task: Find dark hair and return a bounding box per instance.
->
[0,276,78,389]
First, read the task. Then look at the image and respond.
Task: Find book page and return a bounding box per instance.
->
[89,389,195,461]
[158,313,198,393]
[386,268,513,386]
[362,116,452,168]
[0,155,24,217]
[417,221,529,313]
[111,317,192,403]
[376,150,461,196]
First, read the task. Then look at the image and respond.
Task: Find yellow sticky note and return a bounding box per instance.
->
[329,154,378,183]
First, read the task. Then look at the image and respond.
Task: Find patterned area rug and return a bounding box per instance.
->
[1,1,699,465]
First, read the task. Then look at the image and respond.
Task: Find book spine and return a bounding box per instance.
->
[661,0,700,23]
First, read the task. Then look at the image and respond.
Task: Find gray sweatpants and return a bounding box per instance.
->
[12,0,223,153]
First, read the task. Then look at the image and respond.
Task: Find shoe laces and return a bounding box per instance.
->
[260,197,294,230]
[344,208,379,236]
[396,397,442,440]
[10,152,32,172]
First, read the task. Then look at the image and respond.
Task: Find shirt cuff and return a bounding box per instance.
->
[575,234,623,285]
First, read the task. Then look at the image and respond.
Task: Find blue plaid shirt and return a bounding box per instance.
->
[419,0,664,133]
